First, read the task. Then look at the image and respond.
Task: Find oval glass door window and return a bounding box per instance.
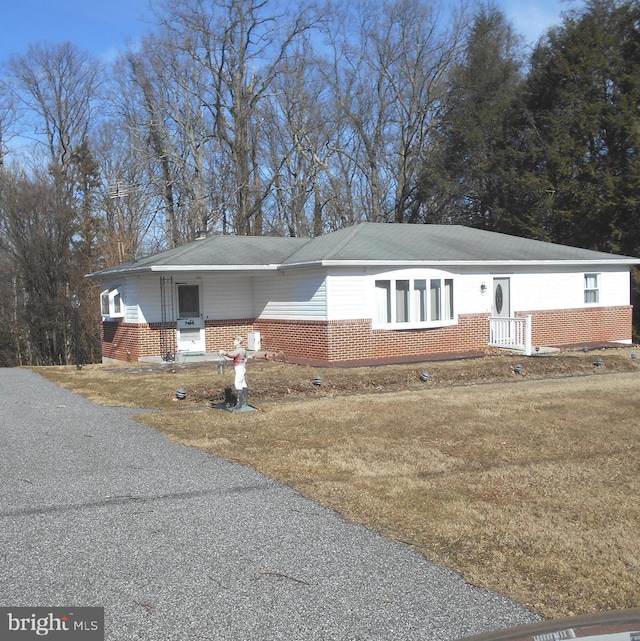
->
[495,284,503,315]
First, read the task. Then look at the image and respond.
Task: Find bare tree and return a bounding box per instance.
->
[116,42,185,248]
[113,0,469,240]
[318,0,468,223]
[155,0,320,235]
[7,41,104,268]
[116,28,248,246]
[0,168,74,364]
[3,42,104,364]
[257,30,338,237]
[7,42,102,175]
[91,120,162,262]
[0,78,22,169]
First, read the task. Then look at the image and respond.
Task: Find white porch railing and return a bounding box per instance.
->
[489,315,532,356]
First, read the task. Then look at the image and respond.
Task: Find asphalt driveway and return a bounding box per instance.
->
[0,368,540,640]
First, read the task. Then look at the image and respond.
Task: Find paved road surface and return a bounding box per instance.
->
[0,368,540,640]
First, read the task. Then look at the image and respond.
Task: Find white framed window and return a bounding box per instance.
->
[395,280,410,323]
[584,273,599,304]
[100,287,124,319]
[414,279,427,322]
[177,284,200,318]
[375,280,391,323]
[101,291,110,316]
[374,275,455,328]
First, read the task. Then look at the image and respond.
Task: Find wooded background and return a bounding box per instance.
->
[0,0,638,366]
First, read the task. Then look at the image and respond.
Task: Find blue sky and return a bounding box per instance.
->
[0,0,154,62]
[0,0,571,62]
[504,0,577,47]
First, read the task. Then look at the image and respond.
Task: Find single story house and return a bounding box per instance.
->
[87,222,640,365]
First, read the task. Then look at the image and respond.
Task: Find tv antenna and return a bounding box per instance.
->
[109,180,131,262]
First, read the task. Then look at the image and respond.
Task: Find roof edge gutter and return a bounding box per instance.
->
[86,264,282,279]
[281,258,640,268]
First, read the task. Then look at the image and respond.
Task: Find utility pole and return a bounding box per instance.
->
[70,293,81,370]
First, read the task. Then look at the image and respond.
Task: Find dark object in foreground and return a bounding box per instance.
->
[212,386,258,413]
[457,608,640,641]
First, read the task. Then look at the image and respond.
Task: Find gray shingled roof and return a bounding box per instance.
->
[87,223,639,278]
[88,235,308,277]
[283,224,640,264]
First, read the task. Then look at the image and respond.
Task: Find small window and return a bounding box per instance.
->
[584,273,599,304]
[113,291,122,315]
[101,291,110,316]
[100,287,124,318]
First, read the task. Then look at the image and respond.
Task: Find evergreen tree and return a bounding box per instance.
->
[526,0,640,255]
[417,3,541,234]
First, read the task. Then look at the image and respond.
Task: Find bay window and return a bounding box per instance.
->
[101,287,124,319]
[374,275,455,328]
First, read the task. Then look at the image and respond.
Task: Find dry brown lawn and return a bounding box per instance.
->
[38,347,640,620]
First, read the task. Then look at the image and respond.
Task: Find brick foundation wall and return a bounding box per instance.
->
[367,314,489,361]
[101,322,170,362]
[102,306,633,364]
[205,319,255,353]
[255,314,489,364]
[522,306,633,346]
[102,320,257,362]
[254,319,329,361]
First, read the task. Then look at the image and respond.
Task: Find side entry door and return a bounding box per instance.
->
[492,277,511,318]
[176,284,205,354]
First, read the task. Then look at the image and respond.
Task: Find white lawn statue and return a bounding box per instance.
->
[219,336,249,409]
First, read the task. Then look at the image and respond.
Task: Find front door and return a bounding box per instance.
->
[492,278,510,318]
[176,284,205,354]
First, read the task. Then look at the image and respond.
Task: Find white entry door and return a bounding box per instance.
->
[176,284,205,354]
[492,278,511,318]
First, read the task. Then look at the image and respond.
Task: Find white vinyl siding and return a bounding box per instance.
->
[326,269,368,320]
[256,270,327,321]
[124,283,138,322]
[201,274,254,319]
[135,277,167,323]
[106,265,632,329]
[454,267,631,316]
[495,269,625,311]
[136,273,255,323]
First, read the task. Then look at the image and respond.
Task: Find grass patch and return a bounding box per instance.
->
[37,348,640,619]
